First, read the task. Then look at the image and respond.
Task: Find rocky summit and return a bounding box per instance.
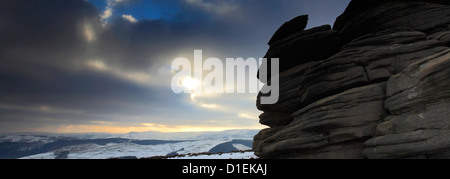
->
[253,0,450,159]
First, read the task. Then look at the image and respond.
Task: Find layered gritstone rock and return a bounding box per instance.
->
[364,49,450,159]
[253,0,450,159]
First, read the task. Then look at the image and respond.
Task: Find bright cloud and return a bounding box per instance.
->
[238,113,259,120]
[101,0,130,22]
[83,23,96,42]
[101,7,113,20]
[122,14,138,23]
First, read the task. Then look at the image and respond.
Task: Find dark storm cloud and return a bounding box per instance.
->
[92,0,345,69]
[0,63,162,111]
[0,0,101,66]
[0,61,190,132]
[0,0,188,131]
[88,0,353,72]
[0,0,350,133]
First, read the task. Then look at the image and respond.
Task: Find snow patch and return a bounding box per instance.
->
[171,152,257,159]
[233,143,252,151]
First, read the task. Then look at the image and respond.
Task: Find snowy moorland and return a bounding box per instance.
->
[0,129,259,159]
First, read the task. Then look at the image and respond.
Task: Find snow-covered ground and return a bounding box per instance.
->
[0,134,55,143]
[170,152,257,159]
[1,129,259,143]
[233,144,252,151]
[19,139,256,159]
[4,129,259,159]
[20,140,230,159]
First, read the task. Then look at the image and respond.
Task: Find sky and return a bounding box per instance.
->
[0,0,351,134]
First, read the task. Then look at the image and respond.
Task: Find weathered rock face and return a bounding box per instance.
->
[363,49,450,159]
[334,0,450,43]
[254,0,450,159]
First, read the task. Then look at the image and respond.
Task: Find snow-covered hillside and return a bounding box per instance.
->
[0,129,259,159]
[117,129,259,141]
[20,140,231,159]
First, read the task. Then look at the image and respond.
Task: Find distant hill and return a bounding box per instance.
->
[208,140,253,153]
[0,129,259,159]
[118,129,260,140]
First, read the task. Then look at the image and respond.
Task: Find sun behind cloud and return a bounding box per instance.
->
[181,76,202,91]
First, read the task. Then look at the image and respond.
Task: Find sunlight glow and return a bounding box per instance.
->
[84,24,96,42]
[181,76,202,91]
[238,113,258,120]
[85,60,153,87]
[37,123,264,134]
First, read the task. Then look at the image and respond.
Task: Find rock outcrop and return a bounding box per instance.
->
[254,0,450,159]
[268,15,309,46]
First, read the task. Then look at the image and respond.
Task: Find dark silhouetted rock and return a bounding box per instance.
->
[259,112,292,128]
[257,61,316,114]
[258,25,343,83]
[334,0,450,43]
[429,30,450,46]
[298,31,446,107]
[363,130,450,159]
[292,83,386,135]
[255,83,387,158]
[268,15,308,46]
